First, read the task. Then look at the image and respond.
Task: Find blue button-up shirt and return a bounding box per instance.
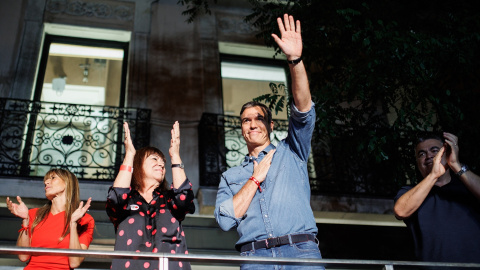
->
[214,102,317,247]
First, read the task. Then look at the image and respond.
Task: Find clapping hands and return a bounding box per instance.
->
[123,122,136,157]
[71,198,92,224]
[169,121,181,159]
[6,196,29,220]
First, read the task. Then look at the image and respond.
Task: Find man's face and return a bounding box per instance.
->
[415,138,446,177]
[241,106,273,149]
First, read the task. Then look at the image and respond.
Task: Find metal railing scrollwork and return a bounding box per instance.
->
[0,98,150,180]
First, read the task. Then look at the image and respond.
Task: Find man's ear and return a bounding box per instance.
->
[270,121,274,132]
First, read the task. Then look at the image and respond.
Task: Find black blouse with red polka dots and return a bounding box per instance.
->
[106,179,195,270]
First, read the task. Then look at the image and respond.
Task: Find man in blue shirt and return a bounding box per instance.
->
[214,14,324,270]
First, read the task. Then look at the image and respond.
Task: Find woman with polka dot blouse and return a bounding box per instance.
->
[106,121,195,270]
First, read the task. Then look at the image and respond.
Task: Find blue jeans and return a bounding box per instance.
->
[240,240,325,270]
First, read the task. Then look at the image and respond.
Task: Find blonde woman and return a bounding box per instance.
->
[6,168,95,269]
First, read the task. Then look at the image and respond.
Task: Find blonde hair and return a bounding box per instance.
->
[31,169,80,241]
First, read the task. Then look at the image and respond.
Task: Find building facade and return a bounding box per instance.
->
[0,0,413,268]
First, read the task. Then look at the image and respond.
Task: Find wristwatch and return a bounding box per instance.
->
[171,163,184,169]
[456,164,469,176]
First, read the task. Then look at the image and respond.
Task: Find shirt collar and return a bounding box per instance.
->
[241,144,276,167]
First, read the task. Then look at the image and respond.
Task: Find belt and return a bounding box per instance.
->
[239,233,315,252]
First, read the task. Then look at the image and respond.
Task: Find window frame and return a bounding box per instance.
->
[33,34,129,108]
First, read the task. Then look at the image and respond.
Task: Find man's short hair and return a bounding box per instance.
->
[240,101,273,135]
[414,131,444,148]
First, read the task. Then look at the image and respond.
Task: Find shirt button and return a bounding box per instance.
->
[264,214,268,218]
[260,198,264,201]
[269,234,273,237]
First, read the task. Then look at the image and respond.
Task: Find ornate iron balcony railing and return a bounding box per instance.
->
[198,113,399,197]
[0,98,150,180]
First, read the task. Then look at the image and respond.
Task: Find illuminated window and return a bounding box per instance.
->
[35,35,128,106]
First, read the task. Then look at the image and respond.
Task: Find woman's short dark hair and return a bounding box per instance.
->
[132,146,168,191]
[240,101,273,135]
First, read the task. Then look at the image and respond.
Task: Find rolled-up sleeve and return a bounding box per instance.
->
[169,178,195,221]
[287,101,315,162]
[214,175,244,231]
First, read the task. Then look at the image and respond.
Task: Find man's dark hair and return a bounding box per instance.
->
[240,101,273,135]
[414,131,445,148]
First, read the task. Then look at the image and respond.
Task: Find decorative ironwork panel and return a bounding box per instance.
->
[0,98,150,180]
